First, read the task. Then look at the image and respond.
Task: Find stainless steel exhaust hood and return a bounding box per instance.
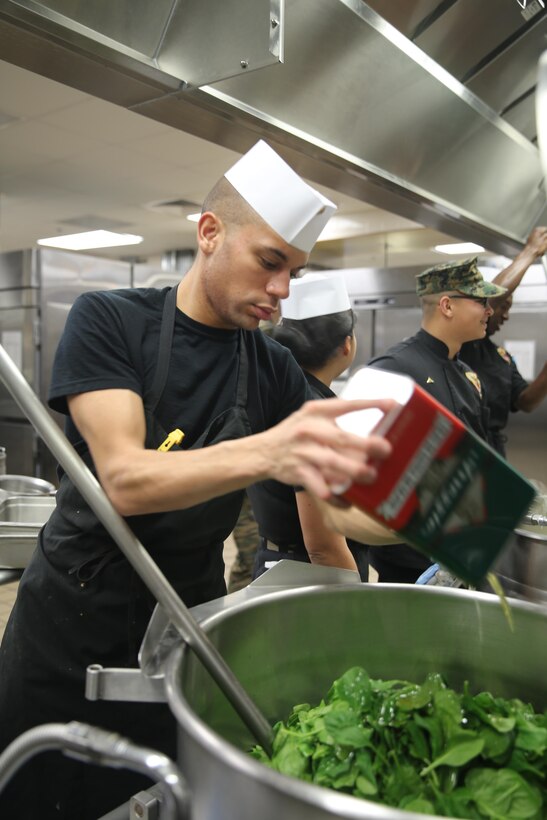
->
[0,0,545,257]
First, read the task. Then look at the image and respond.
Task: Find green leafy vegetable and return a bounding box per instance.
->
[250,667,546,818]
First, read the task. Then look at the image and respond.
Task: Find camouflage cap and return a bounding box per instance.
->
[416,257,507,298]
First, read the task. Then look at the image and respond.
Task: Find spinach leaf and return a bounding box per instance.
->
[466,767,543,819]
[322,709,373,749]
[421,736,484,775]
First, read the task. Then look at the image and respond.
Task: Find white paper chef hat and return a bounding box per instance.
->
[224,140,336,253]
[281,273,351,320]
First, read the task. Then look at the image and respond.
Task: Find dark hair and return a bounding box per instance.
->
[271,309,355,370]
[201,176,261,230]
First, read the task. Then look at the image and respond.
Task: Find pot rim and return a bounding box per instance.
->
[514,526,547,543]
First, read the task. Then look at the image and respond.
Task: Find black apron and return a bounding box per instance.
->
[0,286,252,819]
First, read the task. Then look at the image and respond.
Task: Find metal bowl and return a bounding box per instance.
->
[0,474,56,496]
[489,525,547,606]
[165,584,546,820]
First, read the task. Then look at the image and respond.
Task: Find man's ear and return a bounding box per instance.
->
[342,335,352,356]
[438,294,452,317]
[197,211,223,253]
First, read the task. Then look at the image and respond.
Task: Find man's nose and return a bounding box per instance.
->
[266,270,291,299]
[485,303,494,317]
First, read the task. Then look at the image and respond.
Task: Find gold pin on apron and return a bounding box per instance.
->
[157,428,185,451]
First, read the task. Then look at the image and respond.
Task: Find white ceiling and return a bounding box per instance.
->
[0,57,503,272]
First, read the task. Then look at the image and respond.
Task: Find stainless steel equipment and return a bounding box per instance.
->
[0,248,132,482]
[0,474,56,495]
[1,0,546,255]
[0,251,41,477]
[490,514,547,606]
[0,493,56,569]
[165,583,547,820]
[0,721,190,820]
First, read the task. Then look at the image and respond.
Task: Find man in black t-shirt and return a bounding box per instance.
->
[0,140,394,820]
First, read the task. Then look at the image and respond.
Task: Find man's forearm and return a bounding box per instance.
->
[98,399,394,517]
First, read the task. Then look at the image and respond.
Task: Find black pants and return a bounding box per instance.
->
[0,541,225,819]
[367,543,431,584]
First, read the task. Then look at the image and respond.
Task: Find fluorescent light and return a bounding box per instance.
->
[186,213,201,223]
[37,230,143,250]
[434,242,485,255]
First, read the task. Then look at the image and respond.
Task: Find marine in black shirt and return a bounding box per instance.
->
[365,257,506,583]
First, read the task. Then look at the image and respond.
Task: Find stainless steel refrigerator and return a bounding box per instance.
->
[0,248,131,483]
[0,250,40,476]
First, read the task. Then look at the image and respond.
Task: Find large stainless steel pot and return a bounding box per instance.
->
[165,584,546,820]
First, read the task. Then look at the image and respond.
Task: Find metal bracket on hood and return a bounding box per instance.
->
[85,664,166,703]
[0,0,284,87]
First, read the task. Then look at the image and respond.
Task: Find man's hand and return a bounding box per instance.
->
[260,397,395,502]
[525,226,547,260]
[491,226,547,293]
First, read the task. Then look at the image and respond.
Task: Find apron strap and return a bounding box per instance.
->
[148,286,178,413]
[234,332,249,408]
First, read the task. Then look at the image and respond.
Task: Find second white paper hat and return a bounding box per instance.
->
[282,273,351,320]
[224,140,336,253]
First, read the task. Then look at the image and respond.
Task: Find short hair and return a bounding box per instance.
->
[201,177,263,231]
[271,310,355,371]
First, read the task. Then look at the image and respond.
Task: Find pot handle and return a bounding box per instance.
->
[0,721,190,820]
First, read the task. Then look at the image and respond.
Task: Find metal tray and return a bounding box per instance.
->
[0,495,56,524]
[0,495,56,568]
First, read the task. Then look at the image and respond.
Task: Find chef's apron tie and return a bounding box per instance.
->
[68,548,118,584]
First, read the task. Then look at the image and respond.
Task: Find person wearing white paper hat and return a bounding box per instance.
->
[0,140,394,819]
[248,273,370,580]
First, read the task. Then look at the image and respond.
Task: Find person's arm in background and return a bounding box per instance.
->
[491,226,547,293]
[515,361,547,413]
[296,491,358,572]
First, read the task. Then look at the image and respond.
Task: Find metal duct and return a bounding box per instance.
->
[0,0,545,256]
